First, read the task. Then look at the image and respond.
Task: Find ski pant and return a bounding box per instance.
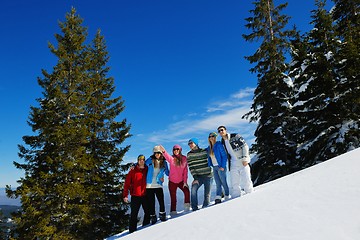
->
[129,195,150,233]
[168,181,190,212]
[230,164,253,198]
[146,187,165,216]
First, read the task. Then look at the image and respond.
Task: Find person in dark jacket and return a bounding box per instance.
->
[123,154,150,233]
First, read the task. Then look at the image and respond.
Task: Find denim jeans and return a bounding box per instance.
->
[213,166,229,197]
[191,175,212,211]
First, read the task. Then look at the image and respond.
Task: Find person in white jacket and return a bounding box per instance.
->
[217,125,254,198]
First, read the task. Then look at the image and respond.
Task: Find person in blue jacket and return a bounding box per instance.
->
[207,132,230,204]
[145,145,169,224]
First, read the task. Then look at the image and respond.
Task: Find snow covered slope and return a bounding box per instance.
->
[107,148,360,240]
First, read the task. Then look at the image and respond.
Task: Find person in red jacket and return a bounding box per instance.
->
[123,154,150,233]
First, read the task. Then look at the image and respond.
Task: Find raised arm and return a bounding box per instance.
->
[159,145,174,164]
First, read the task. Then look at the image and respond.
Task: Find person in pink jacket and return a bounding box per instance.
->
[159,144,190,215]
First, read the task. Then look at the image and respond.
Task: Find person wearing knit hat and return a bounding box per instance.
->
[153,145,162,153]
[159,144,190,215]
[188,137,199,146]
[123,154,150,233]
[144,146,169,223]
[207,132,230,204]
[187,137,213,211]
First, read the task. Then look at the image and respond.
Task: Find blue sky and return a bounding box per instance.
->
[0,0,326,188]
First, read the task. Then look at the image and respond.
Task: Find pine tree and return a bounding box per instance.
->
[242,0,297,185]
[290,0,340,166]
[6,8,131,239]
[286,30,307,170]
[331,0,360,151]
[80,30,131,237]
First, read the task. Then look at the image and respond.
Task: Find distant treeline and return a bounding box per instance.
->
[0,189,20,206]
[0,205,21,218]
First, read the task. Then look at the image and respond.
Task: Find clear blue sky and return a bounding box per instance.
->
[0,0,328,188]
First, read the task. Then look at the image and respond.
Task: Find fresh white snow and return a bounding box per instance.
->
[107,147,360,240]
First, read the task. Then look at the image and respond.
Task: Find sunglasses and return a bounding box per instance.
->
[173,148,180,150]
[138,158,145,161]
[209,135,216,138]
[218,129,225,133]
[188,142,194,145]
[154,152,162,154]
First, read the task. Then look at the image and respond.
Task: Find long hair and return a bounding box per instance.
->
[208,138,215,156]
[173,152,184,166]
[151,154,165,168]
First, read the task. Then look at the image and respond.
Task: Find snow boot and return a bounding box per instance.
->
[215,196,222,204]
[159,212,167,221]
[150,215,157,225]
[184,203,191,212]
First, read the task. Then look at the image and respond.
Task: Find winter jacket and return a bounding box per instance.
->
[221,133,250,170]
[207,141,228,169]
[145,157,169,186]
[187,148,212,180]
[162,150,188,184]
[123,165,148,198]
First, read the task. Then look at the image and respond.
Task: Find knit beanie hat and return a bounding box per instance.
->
[153,145,162,153]
[209,132,218,137]
[173,144,182,151]
[137,154,145,160]
[188,138,199,146]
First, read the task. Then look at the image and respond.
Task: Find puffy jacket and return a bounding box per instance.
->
[207,141,228,169]
[145,157,169,185]
[221,133,250,170]
[123,165,148,198]
[162,150,188,184]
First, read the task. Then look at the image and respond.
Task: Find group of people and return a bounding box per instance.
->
[122,125,254,233]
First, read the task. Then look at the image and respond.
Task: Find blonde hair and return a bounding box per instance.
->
[208,137,215,156]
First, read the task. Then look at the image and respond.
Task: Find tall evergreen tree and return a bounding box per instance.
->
[331,0,360,151]
[290,0,340,166]
[242,0,296,185]
[6,8,131,239]
[286,30,307,170]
